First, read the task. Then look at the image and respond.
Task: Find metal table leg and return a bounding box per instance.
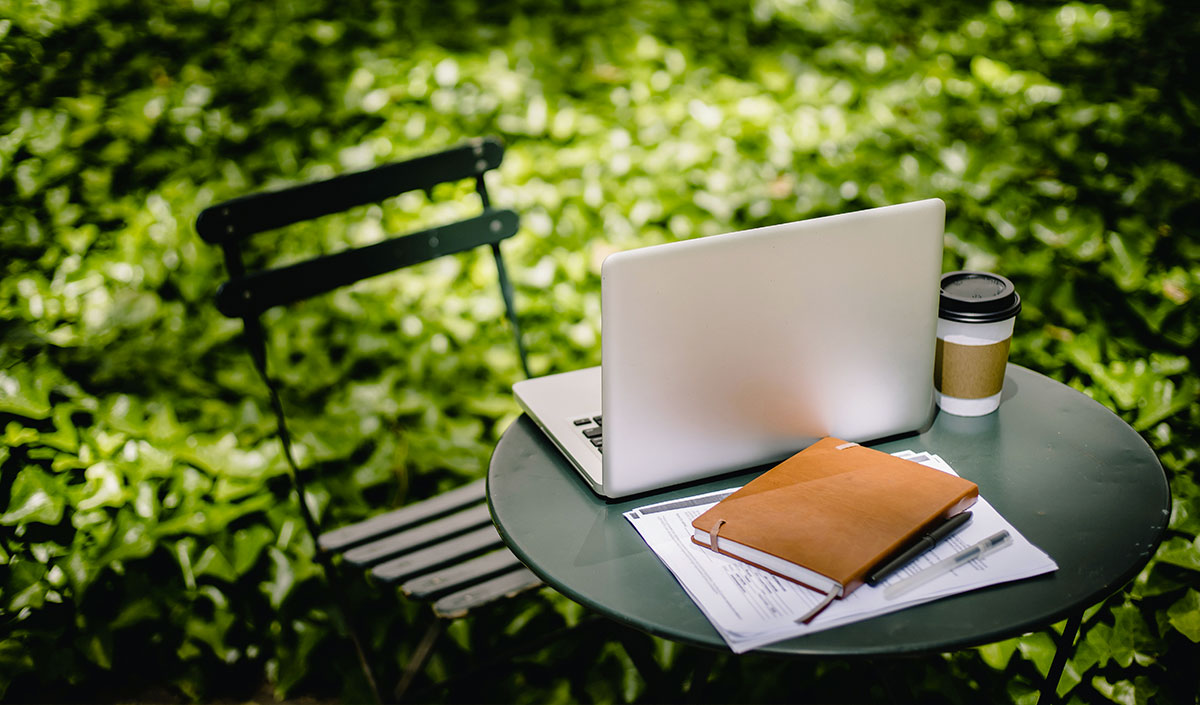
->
[1040,612,1083,705]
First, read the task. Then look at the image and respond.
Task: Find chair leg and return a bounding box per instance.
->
[394,619,446,702]
[244,338,384,703]
[1039,611,1083,705]
[490,242,530,378]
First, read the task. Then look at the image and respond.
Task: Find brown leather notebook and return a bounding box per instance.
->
[691,437,978,622]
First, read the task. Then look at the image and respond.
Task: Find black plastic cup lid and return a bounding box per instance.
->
[939,271,1021,324]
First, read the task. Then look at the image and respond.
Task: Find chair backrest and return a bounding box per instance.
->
[196,136,531,549]
[196,136,529,376]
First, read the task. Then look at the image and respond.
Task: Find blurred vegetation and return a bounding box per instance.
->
[1,0,1198,702]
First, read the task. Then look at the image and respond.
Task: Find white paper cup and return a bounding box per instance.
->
[934,272,1021,417]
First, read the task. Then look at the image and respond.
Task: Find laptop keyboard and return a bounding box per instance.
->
[573,415,603,453]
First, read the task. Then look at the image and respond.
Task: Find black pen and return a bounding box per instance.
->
[865,511,973,586]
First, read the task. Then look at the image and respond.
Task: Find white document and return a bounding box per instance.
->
[623,450,1058,653]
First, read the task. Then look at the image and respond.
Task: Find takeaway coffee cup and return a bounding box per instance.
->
[934,271,1022,416]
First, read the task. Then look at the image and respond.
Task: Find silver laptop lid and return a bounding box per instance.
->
[599,198,944,497]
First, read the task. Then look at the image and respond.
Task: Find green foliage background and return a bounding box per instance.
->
[2,0,1198,702]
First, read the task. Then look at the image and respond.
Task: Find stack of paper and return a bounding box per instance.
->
[623,450,1057,653]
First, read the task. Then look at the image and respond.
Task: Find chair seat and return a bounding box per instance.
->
[318,478,542,618]
[319,479,491,553]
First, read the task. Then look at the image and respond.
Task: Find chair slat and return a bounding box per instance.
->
[371,524,504,584]
[216,210,519,318]
[432,567,544,619]
[343,502,494,567]
[318,478,487,553]
[401,548,527,600]
[196,137,504,244]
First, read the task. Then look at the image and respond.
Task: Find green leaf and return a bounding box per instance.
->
[1130,559,1187,599]
[183,594,237,663]
[1156,536,1200,572]
[977,637,1018,670]
[1101,231,1149,292]
[1169,475,1200,535]
[262,546,295,610]
[1006,680,1041,705]
[1058,657,1084,698]
[74,461,127,511]
[41,404,80,454]
[1091,675,1158,705]
[62,549,94,599]
[1015,631,1057,677]
[1070,623,1104,671]
[94,510,155,566]
[548,589,586,629]
[0,465,66,525]
[1,423,40,449]
[174,432,278,480]
[192,544,238,583]
[8,581,48,612]
[0,365,56,419]
[175,537,197,590]
[81,632,113,670]
[200,492,276,533]
[1106,602,1161,668]
[1165,589,1200,642]
[1061,336,1136,410]
[1133,376,1199,431]
[110,597,163,630]
[231,524,275,575]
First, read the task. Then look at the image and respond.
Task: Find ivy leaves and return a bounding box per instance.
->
[3,0,1200,702]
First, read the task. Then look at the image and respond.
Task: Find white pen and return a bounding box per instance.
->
[884,530,1012,600]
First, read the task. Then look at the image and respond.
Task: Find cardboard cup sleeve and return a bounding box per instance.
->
[934,337,1011,400]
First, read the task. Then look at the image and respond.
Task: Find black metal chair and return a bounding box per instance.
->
[195,137,543,700]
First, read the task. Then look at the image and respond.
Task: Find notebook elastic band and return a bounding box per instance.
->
[795,584,840,624]
[835,442,860,450]
[710,519,726,552]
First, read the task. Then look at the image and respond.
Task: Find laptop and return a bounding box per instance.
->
[513,198,945,499]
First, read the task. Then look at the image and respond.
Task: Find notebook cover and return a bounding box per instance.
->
[691,437,978,597]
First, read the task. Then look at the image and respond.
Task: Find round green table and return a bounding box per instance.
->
[487,364,1169,696]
